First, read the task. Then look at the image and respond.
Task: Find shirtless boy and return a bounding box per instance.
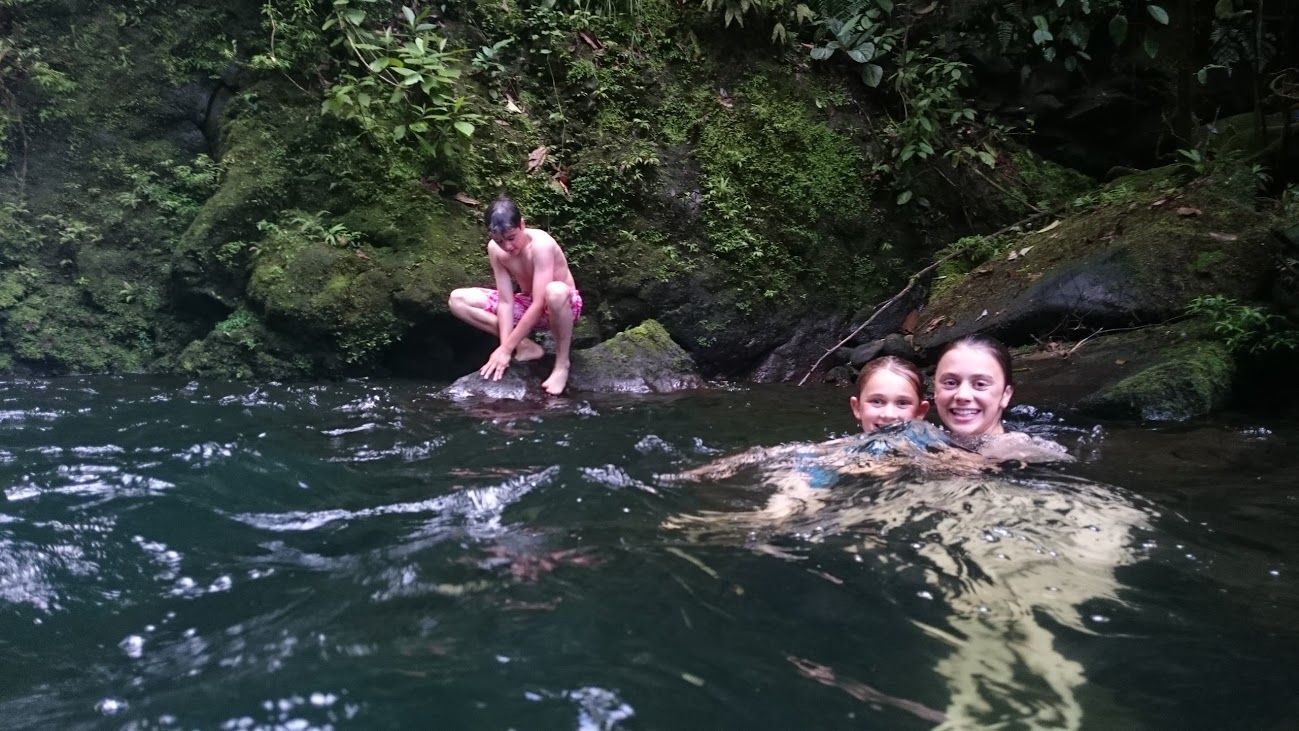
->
[447,196,582,395]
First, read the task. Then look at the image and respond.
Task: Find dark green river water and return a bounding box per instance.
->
[1,377,1296,729]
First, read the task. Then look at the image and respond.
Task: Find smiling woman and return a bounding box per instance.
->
[933,334,1015,439]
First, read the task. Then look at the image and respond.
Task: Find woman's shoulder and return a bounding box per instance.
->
[974,430,1074,463]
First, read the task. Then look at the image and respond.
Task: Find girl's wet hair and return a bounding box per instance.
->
[484,196,522,236]
[856,355,925,400]
[937,334,1013,386]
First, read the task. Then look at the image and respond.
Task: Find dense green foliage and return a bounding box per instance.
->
[0,0,1292,381]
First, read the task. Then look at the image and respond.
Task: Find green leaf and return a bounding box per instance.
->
[861,63,883,87]
[876,0,892,12]
[896,190,913,205]
[392,124,406,140]
[344,8,365,25]
[1196,67,1208,84]
[1142,32,1158,58]
[454,120,475,137]
[1108,14,1128,45]
[1032,28,1053,45]
[1214,0,1233,18]
[1146,4,1169,25]
[846,43,875,63]
[367,57,390,72]
[810,46,835,61]
[1033,15,1049,32]
[402,5,415,25]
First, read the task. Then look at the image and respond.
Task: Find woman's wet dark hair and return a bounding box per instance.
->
[937,334,1013,387]
[484,196,522,237]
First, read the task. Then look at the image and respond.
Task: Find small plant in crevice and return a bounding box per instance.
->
[1187,295,1299,355]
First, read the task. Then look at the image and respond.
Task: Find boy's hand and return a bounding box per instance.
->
[480,346,513,381]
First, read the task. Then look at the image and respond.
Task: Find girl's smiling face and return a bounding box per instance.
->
[850,369,929,432]
[934,345,1013,437]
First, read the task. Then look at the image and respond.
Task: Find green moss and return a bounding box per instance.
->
[574,319,692,371]
[924,169,1276,328]
[1082,339,1234,420]
[1011,150,1094,211]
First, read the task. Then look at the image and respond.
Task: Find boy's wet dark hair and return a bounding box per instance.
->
[856,356,925,399]
[938,334,1014,387]
[485,196,522,237]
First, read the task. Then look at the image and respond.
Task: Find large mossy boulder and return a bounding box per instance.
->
[1011,323,1234,421]
[915,168,1278,351]
[444,319,703,399]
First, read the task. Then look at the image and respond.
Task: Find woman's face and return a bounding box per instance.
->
[850,369,928,432]
[934,345,1013,437]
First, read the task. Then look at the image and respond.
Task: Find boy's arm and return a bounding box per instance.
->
[499,241,555,348]
[480,247,518,380]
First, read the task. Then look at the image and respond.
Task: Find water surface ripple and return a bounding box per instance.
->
[0,377,1296,729]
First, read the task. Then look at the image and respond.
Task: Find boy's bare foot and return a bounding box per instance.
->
[515,339,545,362]
[541,364,569,395]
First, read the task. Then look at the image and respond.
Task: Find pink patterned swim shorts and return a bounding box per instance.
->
[482,286,583,331]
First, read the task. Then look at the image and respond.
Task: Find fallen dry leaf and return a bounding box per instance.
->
[717,87,734,109]
[1035,219,1062,234]
[1150,198,1168,208]
[453,192,481,207]
[1176,206,1202,217]
[1208,232,1239,242]
[505,93,524,114]
[901,309,919,334]
[578,30,602,50]
[526,145,548,174]
[1115,358,1128,365]
[976,308,989,321]
[550,171,571,200]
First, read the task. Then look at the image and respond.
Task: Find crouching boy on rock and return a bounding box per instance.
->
[447,196,582,395]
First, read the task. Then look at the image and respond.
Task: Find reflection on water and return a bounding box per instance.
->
[0,377,1296,729]
[664,426,1159,728]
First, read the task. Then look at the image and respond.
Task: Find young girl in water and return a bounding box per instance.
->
[849,355,930,432]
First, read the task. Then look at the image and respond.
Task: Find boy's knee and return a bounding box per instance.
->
[449,288,473,309]
[543,281,570,305]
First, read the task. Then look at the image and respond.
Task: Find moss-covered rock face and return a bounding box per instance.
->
[445,319,702,398]
[1012,323,1234,421]
[568,319,703,393]
[1079,338,1234,421]
[917,166,1278,351]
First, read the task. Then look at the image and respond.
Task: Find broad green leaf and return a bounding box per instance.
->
[454,120,475,137]
[1032,28,1053,45]
[409,121,429,133]
[861,63,883,87]
[1142,32,1158,58]
[847,44,875,63]
[1146,4,1169,25]
[876,0,892,12]
[344,8,365,25]
[1108,14,1128,45]
[896,190,913,205]
[810,46,834,61]
[393,124,406,140]
[402,5,415,25]
[1033,15,1049,31]
[1196,68,1208,84]
[367,57,389,72]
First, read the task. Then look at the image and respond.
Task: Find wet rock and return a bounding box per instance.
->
[915,169,1277,352]
[1078,338,1233,421]
[445,320,703,399]
[1009,324,1234,421]
[749,314,846,383]
[567,319,703,394]
[444,365,538,401]
[848,333,916,368]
